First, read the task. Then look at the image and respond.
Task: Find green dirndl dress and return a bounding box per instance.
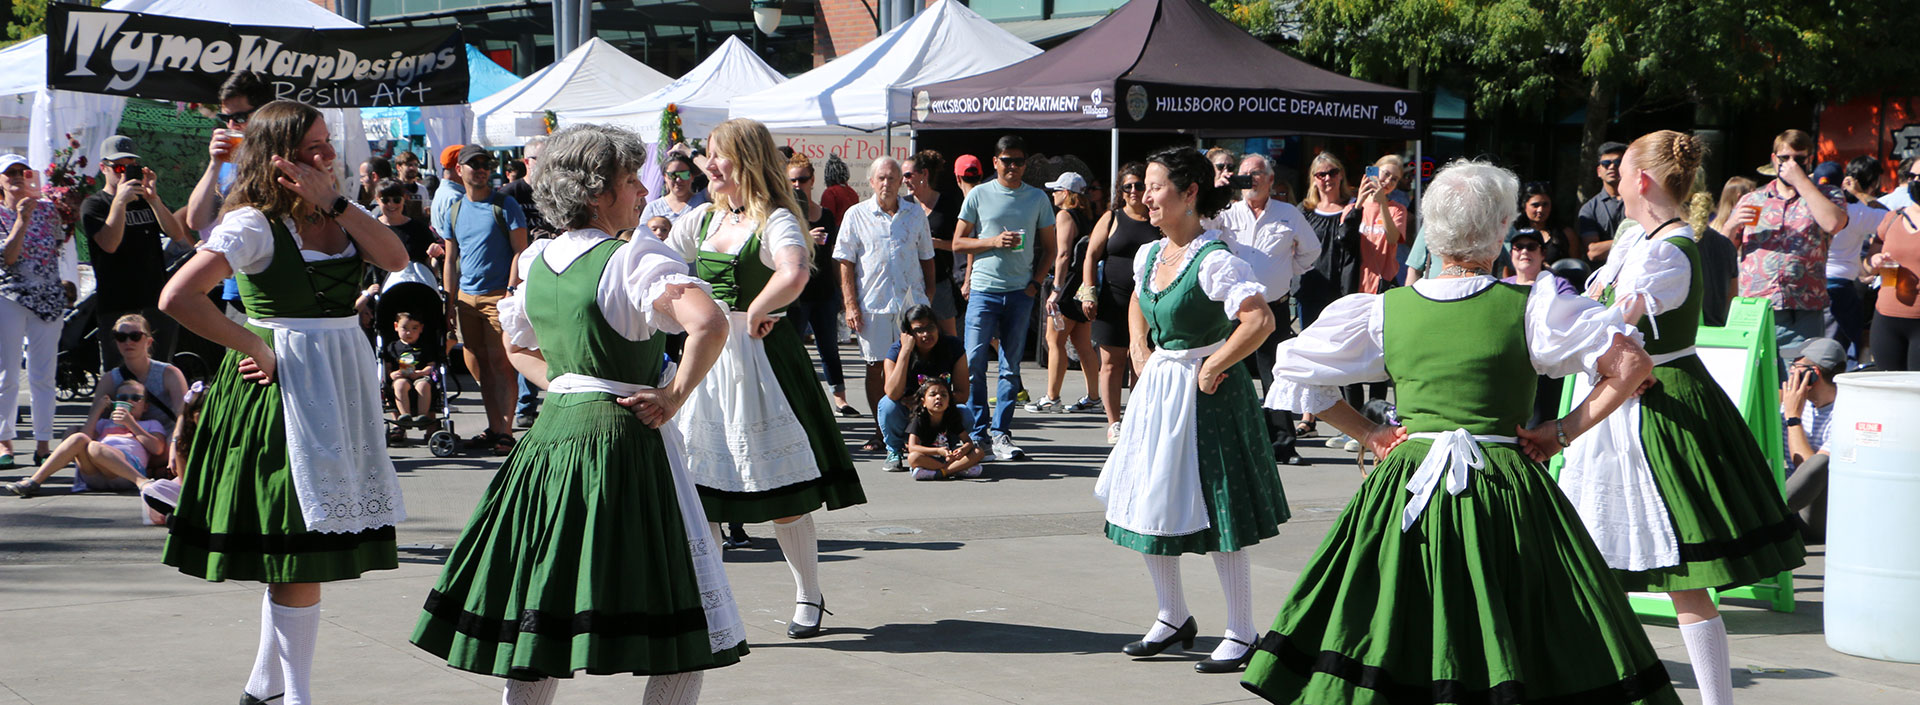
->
[1575,232,1805,592]
[411,237,749,678]
[682,209,864,523]
[162,218,398,583]
[1242,282,1679,705]
[1100,240,1289,555]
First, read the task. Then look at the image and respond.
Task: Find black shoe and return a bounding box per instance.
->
[787,598,832,639]
[1121,616,1196,657]
[1276,450,1309,466]
[239,693,284,705]
[835,403,860,417]
[515,413,538,429]
[1194,637,1255,673]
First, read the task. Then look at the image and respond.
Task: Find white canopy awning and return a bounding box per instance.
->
[470,37,672,148]
[727,0,1038,133]
[561,36,785,144]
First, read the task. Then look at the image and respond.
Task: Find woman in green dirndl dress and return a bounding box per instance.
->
[158,101,412,705]
[1242,160,1680,705]
[1097,147,1289,674]
[410,125,744,704]
[665,119,865,640]
[1560,131,1807,705]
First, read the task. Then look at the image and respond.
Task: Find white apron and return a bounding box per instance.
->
[1095,342,1222,538]
[676,309,820,493]
[251,316,405,534]
[1400,430,1518,531]
[548,373,747,652]
[1557,347,1695,571]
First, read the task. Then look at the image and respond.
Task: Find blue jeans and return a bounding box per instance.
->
[878,396,972,454]
[963,288,1034,442]
[516,374,540,416]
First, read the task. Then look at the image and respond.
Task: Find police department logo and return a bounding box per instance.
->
[914,90,931,122]
[1091,88,1103,106]
[1395,100,1407,117]
[1894,123,1920,161]
[1126,85,1148,122]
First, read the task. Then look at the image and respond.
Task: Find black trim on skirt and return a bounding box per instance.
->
[1674,517,1800,566]
[422,589,710,644]
[1245,631,1674,705]
[168,519,395,555]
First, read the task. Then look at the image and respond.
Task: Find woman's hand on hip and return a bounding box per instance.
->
[1362,423,1409,458]
[237,341,276,386]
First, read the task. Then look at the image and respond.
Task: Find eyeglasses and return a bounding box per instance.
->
[465,159,495,169]
[114,393,143,402]
[902,170,918,179]
[1214,162,1235,172]
[1120,182,1144,193]
[1312,170,1341,179]
[380,196,405,204]
[108,163,142,175]
[1597,158,1621,168]
[1,167,31,177]
[1510,241,1541,252]
[996,156,1027,167]
[789,175,813,184]
[214,108,255,124]
[113,331,147,343]
[909,325,937,336]
[668,170,693,181]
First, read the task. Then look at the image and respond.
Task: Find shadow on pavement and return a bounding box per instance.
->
[761,618,1145,656]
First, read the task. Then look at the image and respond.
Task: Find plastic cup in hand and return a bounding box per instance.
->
[1051,312,1065,331]
[113,401,133,415]
[225,128,245,152]
[1009,228,1027,251]
[1739,204,1762,229]
[1883,256,1902,289]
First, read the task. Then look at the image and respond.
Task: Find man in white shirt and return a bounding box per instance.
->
[1214,153,1321,465]
[835,156,936,428]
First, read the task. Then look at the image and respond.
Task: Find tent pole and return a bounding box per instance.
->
[1413,139,1424,210]
[886,125,893,158]
[1110,128,1119,184]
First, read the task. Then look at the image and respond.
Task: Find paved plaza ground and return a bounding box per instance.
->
[3,349,1917,704]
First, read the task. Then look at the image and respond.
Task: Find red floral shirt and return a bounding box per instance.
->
[1728,179,1846,311]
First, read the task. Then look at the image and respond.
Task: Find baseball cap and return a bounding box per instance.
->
[1794,338,1846,375]
[439,144,465,169]
[1811,161,1843,187]
[1597,141,1628,158]
[1044,172,1087,194]
[457,144,493,166]
[953,154,982,179]
[0,154,29,174]
[100,135,139,161]
[1507,227,1546,247]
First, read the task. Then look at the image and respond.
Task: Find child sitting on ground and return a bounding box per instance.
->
[3,380,166,497]
[381,311,444,441]
[905,376,983,480]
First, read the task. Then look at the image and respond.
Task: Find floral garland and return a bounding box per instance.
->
[542,109,558,135]
[44,134,100,233]
[659,103,685,153]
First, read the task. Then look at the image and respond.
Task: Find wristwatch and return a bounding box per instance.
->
[1785,417,1803,427]
[1555,419,1571,448]
[321,195,350,219]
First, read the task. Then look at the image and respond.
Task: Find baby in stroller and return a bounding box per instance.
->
[376,279,459,455]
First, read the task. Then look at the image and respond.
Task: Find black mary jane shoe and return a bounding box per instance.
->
[1121,616,1197,657]
[787,599,833,639]
[1194,637,1255,673]
[239,693,284,705]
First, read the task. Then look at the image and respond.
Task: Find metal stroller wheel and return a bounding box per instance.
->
[56,368,97,401]
[427,430,458,458]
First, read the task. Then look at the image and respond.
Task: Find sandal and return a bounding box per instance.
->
[2,479,39,497]
[1293,420,1317,437]
[858,432,884,453]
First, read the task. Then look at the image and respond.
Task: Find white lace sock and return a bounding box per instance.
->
[270,600,321,705]
[1142,553,1189,642]
[1209,550,1254,661]
[244,590,283,700]
[1680,616,1732,705]
[774,515,823,627]
[501,677,558,705]
[643,672,704,705]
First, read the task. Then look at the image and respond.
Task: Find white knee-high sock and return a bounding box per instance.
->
[501,677,558,705]
[1680,616,1732,705]
[270,600,321,705]
[643,672,704,705]
[245,590,284,699]
[1210,550,1254,660]
[1142,553,1189,642]
[774,515,823,627]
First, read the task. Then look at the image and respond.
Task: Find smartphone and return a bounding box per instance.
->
[1225,174,1254,190]
[1364,166,1381,179]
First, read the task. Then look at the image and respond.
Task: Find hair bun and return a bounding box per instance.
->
[1669,134,1705,172]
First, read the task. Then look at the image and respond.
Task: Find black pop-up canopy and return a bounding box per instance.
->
[910,0,1422,140]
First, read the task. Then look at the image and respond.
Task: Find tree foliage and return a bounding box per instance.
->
[6,0,108,49]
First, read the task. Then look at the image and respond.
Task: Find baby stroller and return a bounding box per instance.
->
[54,290,100,401]
[374,276,460,457]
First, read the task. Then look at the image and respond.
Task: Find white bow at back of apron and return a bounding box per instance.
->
[674,308,820,493]
[1400,430,1516,531]
[550,373,746,653]
[251,316,406,534]
[1096,342,1222,538]
[1555,348,1692,571]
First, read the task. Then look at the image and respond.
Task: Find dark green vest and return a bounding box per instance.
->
[524,238,661,387]
[1382,282,1534,435]
[1140,240,1237,350]
[236,216,362,319]
[1604,233,1703,356]
[693,210,781,312]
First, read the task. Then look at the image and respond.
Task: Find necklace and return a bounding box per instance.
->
[1155,241,1188,265]
[1439,263,1492,277]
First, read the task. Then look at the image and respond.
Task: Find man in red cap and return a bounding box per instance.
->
[431,144,467,223]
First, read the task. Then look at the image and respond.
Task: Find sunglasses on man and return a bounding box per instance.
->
[215,108,255,124]
[996,155,1027,167]
[108,163,145,176]
[1597,158,1621,168]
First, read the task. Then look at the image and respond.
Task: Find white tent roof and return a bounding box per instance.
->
[471,37,672,148]
[728,0,1038,132]
[562,36,785,143]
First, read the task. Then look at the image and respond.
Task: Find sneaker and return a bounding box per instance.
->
[990,432,1026,461]
[515,413,538,429]
[911,467,942,481]
[882,449,906,472]
[1107,422,1122,444]
[2,479,38,498]
[1015,389,1031,403]
[1024,396,1061,413]
[956,465,984,479]
[1065,396,1102,413]
[1325,433,1352,449]
[1344,438,1363,453]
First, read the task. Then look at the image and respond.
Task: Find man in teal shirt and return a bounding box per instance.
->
[952,135,1056,461]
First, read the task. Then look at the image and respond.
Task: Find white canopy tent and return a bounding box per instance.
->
[470,37,672,148]
[728,0,1038,133]
[561,36,784,144]
[0,0,370,182]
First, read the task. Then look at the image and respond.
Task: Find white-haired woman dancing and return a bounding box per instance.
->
[1240,160,1681,705]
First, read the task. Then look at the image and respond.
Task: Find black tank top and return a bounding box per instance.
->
[1101,207,1160,293]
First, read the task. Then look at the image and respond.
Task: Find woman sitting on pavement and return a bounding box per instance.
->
[877,304,969,472]
[5,379,165,497]
[87,313,189,445]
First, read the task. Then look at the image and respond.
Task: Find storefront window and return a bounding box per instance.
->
[1051,0,1123,17]
[968,0,1043,22]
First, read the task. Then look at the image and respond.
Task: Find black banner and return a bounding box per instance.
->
[1115,81,1422,139]
[47,6,467,108]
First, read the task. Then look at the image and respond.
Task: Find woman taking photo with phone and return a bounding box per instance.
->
[157,99,410,705]
[0,154,77,468]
